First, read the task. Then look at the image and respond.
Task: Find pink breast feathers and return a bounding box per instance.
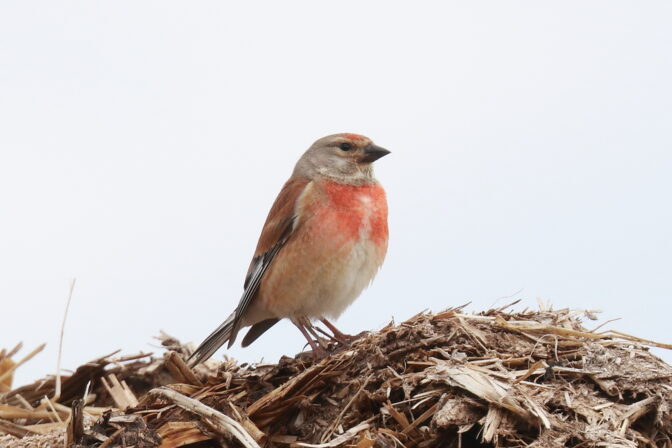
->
[322,182,388,246]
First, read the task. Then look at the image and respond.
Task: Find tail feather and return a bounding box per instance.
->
[241,318,279,347]
[188,313,236,367]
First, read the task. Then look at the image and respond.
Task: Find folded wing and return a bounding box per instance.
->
[188,178,310,366]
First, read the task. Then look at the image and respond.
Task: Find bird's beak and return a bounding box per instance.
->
[360,144,391,163]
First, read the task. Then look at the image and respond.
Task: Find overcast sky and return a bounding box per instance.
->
[1,2,671,386]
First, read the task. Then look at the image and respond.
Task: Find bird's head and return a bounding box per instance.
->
[293,133,390,185]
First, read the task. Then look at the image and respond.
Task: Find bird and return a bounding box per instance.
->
[188,133,390,366]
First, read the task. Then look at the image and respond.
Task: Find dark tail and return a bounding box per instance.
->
[241,318,279,347]
[188,313,236,367]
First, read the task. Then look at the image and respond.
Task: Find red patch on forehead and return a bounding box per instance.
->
[342,133,366,141]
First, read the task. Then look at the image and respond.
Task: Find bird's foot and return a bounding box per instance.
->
[309,344,329,359]
[319,318,357,345]
[293,317,330,359]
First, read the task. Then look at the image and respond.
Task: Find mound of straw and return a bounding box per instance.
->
[1,303,671,448]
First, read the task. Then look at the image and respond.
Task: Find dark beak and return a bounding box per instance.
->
[360,144,391,163]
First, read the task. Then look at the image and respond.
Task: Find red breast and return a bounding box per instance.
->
[314,180,388,248]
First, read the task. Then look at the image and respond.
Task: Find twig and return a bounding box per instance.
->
[320,374,372,443]
[401,402,439,435]
[0,419,40,438]
[101,374,138,410]
[603,330,672,350]
[528,334,560,361]
[42,395,63,423]
[164,351,203,386]
[296,422,372,448]
[148,386,261,448]
[55,278,76,400]
[14,394,34,410]
[83,380,92,404]
[6,342,23,360]
[66,399,84,447]
[0,343,46,384]
[589,317,621,333]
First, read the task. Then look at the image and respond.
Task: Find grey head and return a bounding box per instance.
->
[292,133,390,185]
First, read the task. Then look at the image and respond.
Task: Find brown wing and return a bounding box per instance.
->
[188,178,310,366]
[229,178,310,346]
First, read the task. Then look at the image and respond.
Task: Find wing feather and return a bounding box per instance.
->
[229,179,310,345]
[189,178,310,364]
[227,228,291,346]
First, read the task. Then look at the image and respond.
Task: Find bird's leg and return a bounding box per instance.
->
[291,318,327,357]
[320,318,354,344]
[302,319,330,349]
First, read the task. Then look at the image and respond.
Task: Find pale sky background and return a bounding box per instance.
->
[1,2,671,386]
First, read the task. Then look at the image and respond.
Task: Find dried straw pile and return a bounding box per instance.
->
[1,304,671,448]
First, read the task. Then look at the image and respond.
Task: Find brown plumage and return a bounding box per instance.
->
[188,133,390,366]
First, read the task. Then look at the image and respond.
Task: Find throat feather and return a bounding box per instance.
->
[321,181,388,245]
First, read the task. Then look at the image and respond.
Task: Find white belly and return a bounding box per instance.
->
[307,238,383,319]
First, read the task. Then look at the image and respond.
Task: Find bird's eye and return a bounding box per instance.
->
[339,142,353,151]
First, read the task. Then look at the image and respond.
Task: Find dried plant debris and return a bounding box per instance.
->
[1,305,671,448]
